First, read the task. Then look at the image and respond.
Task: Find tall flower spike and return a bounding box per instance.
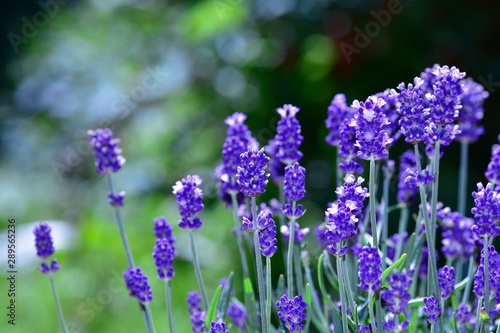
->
[455,303,472,327]
[123,267,153,304]
[471,182,500,238]
[396,77,430,144]
[352,95,393,160]
[34,223,55,258]
[381,269,412,314]
[227,300,247,331]
[274,104,303,164]
[338,117,364,174]
[457,78,488,142]
[255,210,278,257]
[485,136,500,185]
[153,238,175,280]
[358,246,382,292]
[187,291,204,333]
[236,147,270,197]
[325,93,350,146]
[438,266,455,299]
[283,162,306,202]
[153,216,175,245]
[87,128,126,174]
[473,245,500,298]
[423,295,441,324]
[276,294,307,333]
[397,150,419,205]
[173,175,204,229]
[439,209,476,261]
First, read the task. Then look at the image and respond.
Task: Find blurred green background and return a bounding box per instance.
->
[1,0,500,332]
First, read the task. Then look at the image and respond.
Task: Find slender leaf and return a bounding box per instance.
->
[381,253,407,289]
[303,283,312,333]
[205,285,223,329]
[217,272,234,320]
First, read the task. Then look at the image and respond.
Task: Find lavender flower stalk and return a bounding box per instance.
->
[88,128,155,332]
[33,223,68,333]
[359,246,382,333]
[153,216,176,333]
[173,175,208,311]
[276,294,307,332]
[237,147,270,333]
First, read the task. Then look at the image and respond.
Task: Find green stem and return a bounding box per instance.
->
[336,251,349,333]
[381,162,390,270]
[189,230,209,310]
[430,141,441,247]
[369,157,379,248]
[395,206,409,260]
[287,201,297,297]
[342,255,357,328]
[294,246,305,296]
[266,257,272,333]
[251,197,267,333]
[165,279,175,333]
[473,297,483,333]
[49,271,68,333]
[458,141,469,215]
[230,190,251,281]
[484,236,490,313]
[461,257,476,303]
[144,304,156,333]
[368,291,377,333]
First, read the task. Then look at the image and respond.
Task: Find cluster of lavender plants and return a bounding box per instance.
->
[33,64,500,333]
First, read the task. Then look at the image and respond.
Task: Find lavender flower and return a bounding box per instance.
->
[258,213,278,257]
[396,77,430,144]
[107,191,126,207]
[153,216,175,245]
[438,266,455,299]
[397,150,418,204]
[404,167,435,189]
[123,267,153,304]
[456,78,488,142]
[274,104,303,164]
[315,222,330,249]
[376,88,401,144]
[187,291,205,333]
[34,223,55,258]
[352,96,393,160]
[383,313,409,332]
[381,269,412,314]
[455,303,472,327]
[280,222,310,243]
[338,117,364,174]
[153,238,175,280]
[358,246,382,292]
[276,294,307,332]
[358,324,374,333]
[423,295,441,324]
[208,321,229,333]
[325,93,350,146]
[236,148,270,197]
[87,128,126,174]
[227,300,247,331]
[473,245,500,299]
[172,175,204,219]
[471,182,500,238]
[439,209,476,260]
[485,136,500,185]
[283,162,306,202]
[40,259,60,274]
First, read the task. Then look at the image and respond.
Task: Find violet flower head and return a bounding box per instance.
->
[396,77,430,144]
[358,324,374,333]
[123,267,153,304]
[276,294,307,333]
[173,175,204,219]
[376,88,401,144]
[457,78,488,142]
[208,321,229,333]
[423,295,441,324]
[325,93,350,146]
[87,128,126,174]
[222,113,257,177]
[187,291,204,333]
[358,246,382,292]
[257,211,278,257]
[438,266,455,299]
[335,174,369,216]
[455,303,472,327]
[40,259,60,274]
[227,300,247,331]
[283,162,306,202]
[397,150,418,204]
[352,96,393,160]
[338,117,364,174]
[473,245,500,298]
[34,223,55,258]
[404,167,435,189]
[153,216,175,245]
[236,148,270,197]
[281,222,310,243]
[471,182,500,238]
[274,104,303,164]
[153,238,175,280]
[485,136,500,185]
[440,209,476,260]
[381,269,412,314]
[108,191,126,207]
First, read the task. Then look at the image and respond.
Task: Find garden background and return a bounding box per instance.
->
[1,0,500,332]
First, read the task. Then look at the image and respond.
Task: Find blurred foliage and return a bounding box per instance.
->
[1,0,500,331]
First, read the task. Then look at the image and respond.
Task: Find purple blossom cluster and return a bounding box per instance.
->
[325,93,351,146]
[283,162,306,202]
[438,266,455,299]
[358,246,382,292]
[87,128,126,174]
[485,135,500,185]
[123,267,153,304]
[473,245,500,302]
[227,300,247,331]
[152,216,176,280]
[457,78,488,142]
[397,150,418,204]
[242,209,277,257]
[33,223,60,274]
[173,175,204,229]
[423,295,441,324]
[274,104,303,164]
[276,294,307,332]
[381,269,412,314]
[187,291,205,333]
[471,182,500,238]
[236,147,270,197]
[438,207,476,260]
